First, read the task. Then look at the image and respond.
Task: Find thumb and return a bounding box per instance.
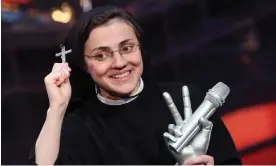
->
[189,118,213,154]
[199,118,213,131]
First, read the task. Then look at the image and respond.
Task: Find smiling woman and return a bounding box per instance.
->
[83,18,143,98]
[28,5,242,165]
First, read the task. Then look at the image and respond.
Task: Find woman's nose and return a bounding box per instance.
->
[112,52,127,69]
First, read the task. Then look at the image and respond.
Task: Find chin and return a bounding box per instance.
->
[114,87,136,96]
[109,83,138,96]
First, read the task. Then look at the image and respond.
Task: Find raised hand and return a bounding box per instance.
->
[163,86,213,165]
[44,63,72,114]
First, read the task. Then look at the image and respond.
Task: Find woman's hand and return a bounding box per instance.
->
[44,63,72,115]
[183,155,214,165]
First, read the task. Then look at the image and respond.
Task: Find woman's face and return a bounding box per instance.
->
[84,18,143,97]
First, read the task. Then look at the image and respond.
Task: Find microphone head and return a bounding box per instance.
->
[206,82,230,106]
[211,82,230,101]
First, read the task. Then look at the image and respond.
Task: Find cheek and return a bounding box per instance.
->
[86,61,110,80]
[128,54,143,68]
[135,56,143,74]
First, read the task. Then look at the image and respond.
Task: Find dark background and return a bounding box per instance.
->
[2,0,276,164]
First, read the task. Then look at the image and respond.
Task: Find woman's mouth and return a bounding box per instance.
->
[112,71,130,78]
[110,71,131,81]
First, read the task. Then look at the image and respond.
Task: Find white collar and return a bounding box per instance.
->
[95,78,144,106]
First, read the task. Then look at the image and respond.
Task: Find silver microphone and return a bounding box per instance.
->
[167,82,230,153]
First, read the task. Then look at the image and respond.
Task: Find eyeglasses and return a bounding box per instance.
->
[88,44,140,61]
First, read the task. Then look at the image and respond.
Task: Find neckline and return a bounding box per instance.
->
[95,78,144,106]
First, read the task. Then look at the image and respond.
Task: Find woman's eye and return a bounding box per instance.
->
[95,53,109,60]
[121,45,134,53]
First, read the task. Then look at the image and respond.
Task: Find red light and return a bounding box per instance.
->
[2,0,31,4]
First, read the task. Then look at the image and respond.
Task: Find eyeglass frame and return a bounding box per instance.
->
[86,43,141,61]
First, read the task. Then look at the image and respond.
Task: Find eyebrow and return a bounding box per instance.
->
[90,39,134,53]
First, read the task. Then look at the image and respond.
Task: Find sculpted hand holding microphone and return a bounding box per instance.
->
[163,82,230,164]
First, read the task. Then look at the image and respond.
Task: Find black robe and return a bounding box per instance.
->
[29,82,242,165]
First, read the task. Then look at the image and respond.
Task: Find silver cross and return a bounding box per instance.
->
[55,45,72,63]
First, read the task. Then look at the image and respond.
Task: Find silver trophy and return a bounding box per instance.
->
[163,82,230,164]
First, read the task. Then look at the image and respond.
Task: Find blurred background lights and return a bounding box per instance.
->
[51,2,73,23]
[80,0,92,12]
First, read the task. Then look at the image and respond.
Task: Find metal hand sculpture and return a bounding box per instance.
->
[163,86,213,164]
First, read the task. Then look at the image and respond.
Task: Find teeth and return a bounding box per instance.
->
[113,71,130,78]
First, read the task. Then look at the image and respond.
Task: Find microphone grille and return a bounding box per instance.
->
[211,82,230,101]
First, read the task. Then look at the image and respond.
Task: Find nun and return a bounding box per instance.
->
[29,5,242,165]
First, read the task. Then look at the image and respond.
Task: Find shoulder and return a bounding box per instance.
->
[54,98,100,164]
[58,104,98,161]
[207,116,242,164]
[61,110,88,142]
[61,97,95,143]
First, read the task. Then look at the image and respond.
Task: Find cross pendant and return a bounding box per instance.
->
[55,45,72,63]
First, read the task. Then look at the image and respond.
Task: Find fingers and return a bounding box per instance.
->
[182,86,192,121]
[45,63,71,87]
[163,132,177,143]
[58,67,70,85]
[163,92,183,125]
[52,62,71,72]
[199,118,213,131]
[184,155,214,166]
[168,124,182,137]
